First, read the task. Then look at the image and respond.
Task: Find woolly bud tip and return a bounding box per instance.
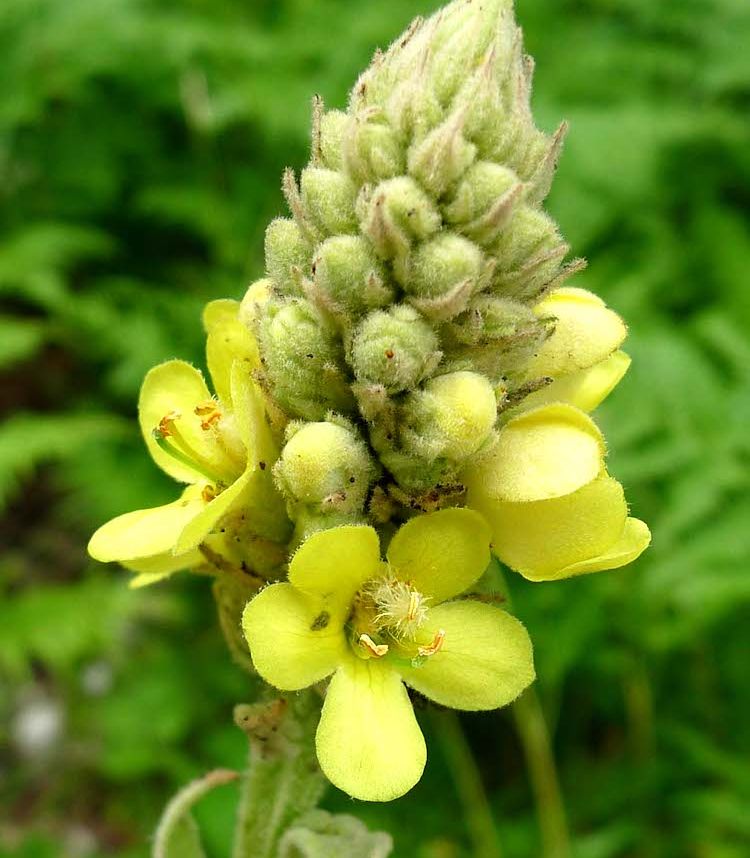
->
[350,304,441,394]
[274,420,376,514]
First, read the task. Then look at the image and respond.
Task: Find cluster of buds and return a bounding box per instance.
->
[89,0,650,804]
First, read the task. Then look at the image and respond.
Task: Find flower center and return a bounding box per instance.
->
[152,403,245,491]
[349,575,445,663]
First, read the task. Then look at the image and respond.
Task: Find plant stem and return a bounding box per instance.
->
[431,709,503,858]
[512,688,570,858]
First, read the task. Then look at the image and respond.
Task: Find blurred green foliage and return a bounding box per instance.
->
[1,0,749,856]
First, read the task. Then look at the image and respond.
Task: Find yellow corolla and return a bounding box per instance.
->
[522,287,631,412]
[242,509,535,802]
[88,300,282,586]
[465,402,651,581]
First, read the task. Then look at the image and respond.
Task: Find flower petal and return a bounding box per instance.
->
[386,508,491,603]
[316,658,426,801]
[521,350,631,413]
[124,548,205,588]
[527,287,627,378]
[138,360,217,483]
[174,467,255,555]
[556,517,651,577]
[400,601,535,710]
[242,583,346,690]
[465,404,605,503]
[204,299,261,408]
[472,474,630,581]
[289,526,382,623]
[88,487,205,563]
[230,361,278,466]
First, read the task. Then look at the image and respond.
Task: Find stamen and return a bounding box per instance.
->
[359,633,389,658]
[195,402,222,431]
[152,415,228,486]
[201,485,218,503]
[417,629,446,658]
[407,590,420,622]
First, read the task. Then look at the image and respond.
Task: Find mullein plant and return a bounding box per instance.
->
[89,0,650,852]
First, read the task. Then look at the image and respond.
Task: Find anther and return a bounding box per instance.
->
[407,591,420,622]
[156,411,181,438]
[201,485,218,503]
[418,629,445,658]
[359,633,389,658]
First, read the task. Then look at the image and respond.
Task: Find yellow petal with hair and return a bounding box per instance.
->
[386,508,491,603]
[173,466,255,555]
[465,404,605,503]
[204,299,261,408]
[399,601,535,710]
[555,516,651,578]
[124,547,205,588]
[522,350,631,413]
[242,583,346,690]
[316,658,426,802]
[138,360,218,484]
[87,486,205,563]
[472,474,629,581]
[528,287,627,378]
[289,526,381,624]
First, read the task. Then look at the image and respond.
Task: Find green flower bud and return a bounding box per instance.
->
[443,162,525,245]
[311,235,394,318]
[265,218,312,296]
[491,206,568,299]
[407,109,477,198]
[274,420,376,515]
[350,304,441,394]
[400,233,484,321]
[318,110,348,170]
[402,370,497,462]
[344,111,405,185]
[258,298,354,421]
[359,177,441,261]
[442,295,551,383]
[300,167,358,236]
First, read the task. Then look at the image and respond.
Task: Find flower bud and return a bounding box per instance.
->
[443,162,525,245]
[311,235,394,317]
[491,206,567,298]
[407,110,477,197]
[359,177,441,261]
[350,305,441,394]
[258,298,354,421]
[265,218,312,296]
[274,420,377,515]
[344,111,406,184]
[400,233,484,321]
[402,371,497,462]
[300,167,358,236]
[318,109,348,170]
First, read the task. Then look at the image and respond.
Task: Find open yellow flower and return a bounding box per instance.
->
[522,287,631,412]
[465,403,651,581]
[88,300,284,586]
[242,509,534,802]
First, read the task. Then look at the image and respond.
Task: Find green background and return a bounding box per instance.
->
[1,0,749,855]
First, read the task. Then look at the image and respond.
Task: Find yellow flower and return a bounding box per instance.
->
[88,300,284,586]
[465,403,651,581]
[242,509,534,802]
[522,287,631,412]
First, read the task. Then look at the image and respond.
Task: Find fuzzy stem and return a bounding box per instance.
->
[232,694,325,858]
[431,709,503,858]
